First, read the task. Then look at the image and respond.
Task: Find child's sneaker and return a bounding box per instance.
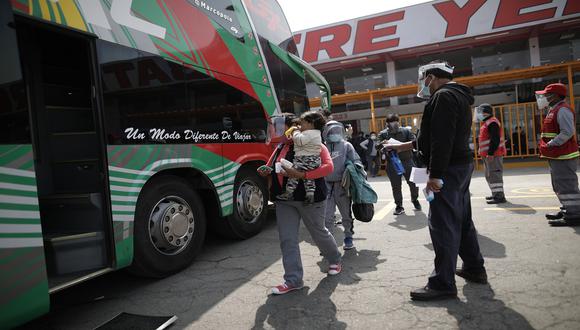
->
[343,237,354,250]
[276,191,293,201]
[272,283,303,295]
[328,263,342,275]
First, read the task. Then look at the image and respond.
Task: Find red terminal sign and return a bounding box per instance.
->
[295,0,580,64]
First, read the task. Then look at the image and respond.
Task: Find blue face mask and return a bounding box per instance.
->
[327,134,342,143]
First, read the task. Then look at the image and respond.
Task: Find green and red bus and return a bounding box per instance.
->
[0,0,330,327]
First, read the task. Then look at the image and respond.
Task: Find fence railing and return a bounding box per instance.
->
[375,102,543,161]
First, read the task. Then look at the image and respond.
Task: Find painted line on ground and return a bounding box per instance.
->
[376,195,557,203]
[484,207,560,211]
[374,202,397,220]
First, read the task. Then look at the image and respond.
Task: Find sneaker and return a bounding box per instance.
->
[485,196,494,201]
[328,263,342,276]
[393,206,405,215]
[412,200,422,211]
[272,283,303,295]
[343,237,354,250]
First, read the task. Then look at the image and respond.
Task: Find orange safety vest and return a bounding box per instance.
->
[478,117,506,157]
[540,101,579,160]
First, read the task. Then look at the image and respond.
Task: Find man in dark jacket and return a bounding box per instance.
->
[379,113,420,214]
[385,60,486,301]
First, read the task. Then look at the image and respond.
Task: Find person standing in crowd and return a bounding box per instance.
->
[476,104,507,204]
[258,112,342,295]
[536,83,580,226]
[385,60,486,300]
[352,131,367,168]
[344,124,354,143]
[379,113,421,214]
[323,121,363,250]
[359,132,379,177]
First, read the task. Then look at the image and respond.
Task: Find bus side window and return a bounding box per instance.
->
[0,8,30,144]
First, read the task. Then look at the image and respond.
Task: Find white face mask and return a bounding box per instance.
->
[476,112,486,122]
[417,75,433,99]
[536,94,549,110]
[370,135,377,140]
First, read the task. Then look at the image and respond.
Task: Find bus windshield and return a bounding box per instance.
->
[244,0,309,116]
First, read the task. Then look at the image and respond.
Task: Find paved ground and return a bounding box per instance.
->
[20,166,580,330]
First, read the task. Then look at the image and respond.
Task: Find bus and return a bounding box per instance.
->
[0,0,330,327]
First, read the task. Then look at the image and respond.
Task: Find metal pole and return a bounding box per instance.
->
[568,64,575,110]
[370,93,377,132]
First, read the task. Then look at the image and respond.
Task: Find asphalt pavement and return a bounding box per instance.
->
[19,166,580,330]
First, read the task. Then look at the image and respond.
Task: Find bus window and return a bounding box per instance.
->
[0,8,29,144]
[244,0,310,116]
[98,40,267,144]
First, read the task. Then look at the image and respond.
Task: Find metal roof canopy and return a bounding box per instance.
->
[309,61,580,108]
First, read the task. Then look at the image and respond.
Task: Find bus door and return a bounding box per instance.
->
[0,3,49,328]
[15,17,114,292]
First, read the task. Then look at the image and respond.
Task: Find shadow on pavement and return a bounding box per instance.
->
[389,211,428,231]
[412,284,534,330]
[19,212,290,329]
[252,249,385,330]
[424,234,506,259]
[490,201,537,215]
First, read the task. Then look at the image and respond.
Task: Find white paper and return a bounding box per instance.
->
[387,138,403,145]
[410,167,429,187]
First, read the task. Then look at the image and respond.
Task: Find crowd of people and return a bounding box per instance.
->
[258,59,580,300]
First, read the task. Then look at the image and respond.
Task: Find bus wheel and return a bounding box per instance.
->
[130,175,206,278]
[219,167,268,239]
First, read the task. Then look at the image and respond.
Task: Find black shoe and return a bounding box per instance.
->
[545,211,564,220]
[412,200,422,211]
[393,206,405,215]
[485,196,494,201]
[455,269,488,284]
[548,219,580,227]
[410,286,457,301]
[486,198,507,205]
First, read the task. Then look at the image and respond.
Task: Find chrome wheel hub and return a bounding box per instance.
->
[149,196,194,255]
[236,180,264,223]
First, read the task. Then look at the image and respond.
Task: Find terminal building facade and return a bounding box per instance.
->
[294,0,580,157]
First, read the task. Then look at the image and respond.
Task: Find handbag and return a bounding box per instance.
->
[352,203,374,222]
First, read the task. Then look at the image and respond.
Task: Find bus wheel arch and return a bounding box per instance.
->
[214,162,269,240]
[129,173,207,278]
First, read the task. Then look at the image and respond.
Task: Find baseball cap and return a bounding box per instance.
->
[536,83,567,97]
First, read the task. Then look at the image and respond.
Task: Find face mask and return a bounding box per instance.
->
[536,95,549,110]
[476,112,486,122]
[389,122,400,130]
[327,134,342,143]
[370,135,377,140]
[417,75,432,99]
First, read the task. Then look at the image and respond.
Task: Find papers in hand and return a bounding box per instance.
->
[387,138,403,145]
[410,167,429,187]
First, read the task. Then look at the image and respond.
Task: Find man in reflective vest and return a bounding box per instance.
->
[536,83,580,226]
[477,104,507,204]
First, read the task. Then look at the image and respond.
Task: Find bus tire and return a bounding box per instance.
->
[129,175,206,278]
[217,167,268,239]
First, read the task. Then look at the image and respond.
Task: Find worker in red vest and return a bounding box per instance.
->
[476,104,507,204]
[536,83,580,226]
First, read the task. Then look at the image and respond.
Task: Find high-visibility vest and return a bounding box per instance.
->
[540,101,579,160]
[478,117,506,157]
